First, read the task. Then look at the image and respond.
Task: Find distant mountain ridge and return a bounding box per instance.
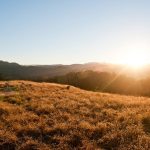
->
[0,60,150,80]
[0,60,119,80]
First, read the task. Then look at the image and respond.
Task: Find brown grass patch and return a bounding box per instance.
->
[0,81,150,149]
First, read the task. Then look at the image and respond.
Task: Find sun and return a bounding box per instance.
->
[124,54,146,68]
[121,50,148,68]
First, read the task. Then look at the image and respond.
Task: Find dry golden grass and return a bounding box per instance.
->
[0,81,150,150]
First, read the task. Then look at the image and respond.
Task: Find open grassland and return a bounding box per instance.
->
[0,81,150,150]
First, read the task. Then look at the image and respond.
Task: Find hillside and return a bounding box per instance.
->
[0,61,117,80]
[1,60,150,81]
[0,81,150,150]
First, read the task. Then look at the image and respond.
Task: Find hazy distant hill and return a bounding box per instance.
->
[0,60,150,80]
[0,61,122,80]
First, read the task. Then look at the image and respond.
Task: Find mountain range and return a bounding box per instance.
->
[0,60,150,80]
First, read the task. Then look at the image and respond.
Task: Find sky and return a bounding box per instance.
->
[0,0,150,65]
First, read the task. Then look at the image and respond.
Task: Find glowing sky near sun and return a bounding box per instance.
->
[0,0,150,65]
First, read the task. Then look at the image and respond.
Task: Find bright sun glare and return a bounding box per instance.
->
[121,50,148,68]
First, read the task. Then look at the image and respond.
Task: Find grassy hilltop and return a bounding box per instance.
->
[0,81,150,150]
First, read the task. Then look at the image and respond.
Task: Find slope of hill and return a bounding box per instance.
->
[2,60,150,80]
[0,60,123,80]
[0,81,150,150]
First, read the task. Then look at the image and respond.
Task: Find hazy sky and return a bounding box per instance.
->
[0,0,150,65]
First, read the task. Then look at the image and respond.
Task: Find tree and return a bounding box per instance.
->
[0,73,4,81]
